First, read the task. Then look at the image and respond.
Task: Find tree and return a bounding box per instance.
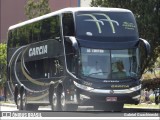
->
[91,0,160,74]
[25,0,51,19]
[154,57,160,68]
[0,43,7,87]
[154,57,160,78]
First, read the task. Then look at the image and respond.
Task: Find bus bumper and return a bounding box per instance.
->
[74,81,141,105]
[78,90,140,105]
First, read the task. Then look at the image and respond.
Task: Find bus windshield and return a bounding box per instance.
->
[80,48,140,80]
[75,11,138,39]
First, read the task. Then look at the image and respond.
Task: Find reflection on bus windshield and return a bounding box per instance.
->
[80,48,139,79]
[76,12,137,38]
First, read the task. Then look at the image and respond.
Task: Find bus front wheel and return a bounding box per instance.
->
[59,88,78,111]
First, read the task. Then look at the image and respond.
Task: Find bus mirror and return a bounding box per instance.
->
[68,37,79,57]
[55,37,61,42]
[139,38,151,58]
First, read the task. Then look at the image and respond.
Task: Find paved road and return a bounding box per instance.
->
[0,105,94,111]
[0,104,159,112]
[1,105,159,119]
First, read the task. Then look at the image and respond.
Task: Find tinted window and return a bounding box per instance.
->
[25,58,63,79]
[62,13,75,36]
[8,15,60,48]
[76,11,138,39]
[41,15,60,40]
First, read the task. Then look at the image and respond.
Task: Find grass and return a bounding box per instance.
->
[124,104,160,109]
[124,95,160,109]
[142,70,160,79]
[0,101,14,104]
[142,72,156,79]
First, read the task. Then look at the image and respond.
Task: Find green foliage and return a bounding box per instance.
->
[142,78,160,90]
[149,95,155,103]
[0,43,7,87]
[0,43,6,65]
[91,0,160,74]
[8,0,53,48]
[25,0,51,19]
[155,57,160,68]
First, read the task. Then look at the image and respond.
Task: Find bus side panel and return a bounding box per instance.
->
[7,39,64,104]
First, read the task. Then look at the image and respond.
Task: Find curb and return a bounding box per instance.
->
[0,103,16,107]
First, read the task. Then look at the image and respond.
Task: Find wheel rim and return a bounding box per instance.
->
[52,92,57,110]
[22,94,26,110]
[17,95,20,109]
[61,92,66,110]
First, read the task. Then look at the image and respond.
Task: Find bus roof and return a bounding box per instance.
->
[9,7,132,30]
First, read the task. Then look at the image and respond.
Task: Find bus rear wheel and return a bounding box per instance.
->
[20,92,39,111]
[60,90,66,111]
[17,94,21,110]
[17,92,26,110]
[21,92,26,110]
[51,90,59,111]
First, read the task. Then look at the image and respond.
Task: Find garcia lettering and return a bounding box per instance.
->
[29,45,48,57]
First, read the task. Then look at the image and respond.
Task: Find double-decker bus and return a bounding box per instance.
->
[6,7,150,111]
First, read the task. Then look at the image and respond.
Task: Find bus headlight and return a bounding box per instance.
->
[74,81,94,91]
[129,84,141,92]
[132,95,141,99]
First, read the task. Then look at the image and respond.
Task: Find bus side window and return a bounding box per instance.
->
[64,38,75,74]
[42,58,62,78]
[62,13,75,36]
[49,58,58,77]
[40,15,60,41]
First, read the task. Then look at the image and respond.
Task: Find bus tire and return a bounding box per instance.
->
[59,88,67,111]
[20,92,27,110]
[58,88,78,111]
[17,94,21,110]
[14,85,18,105]
[17,93,24,110]
[50,89,59,111]
[20,91,38,111]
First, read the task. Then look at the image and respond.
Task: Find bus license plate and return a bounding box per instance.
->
[106,97,117,102]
